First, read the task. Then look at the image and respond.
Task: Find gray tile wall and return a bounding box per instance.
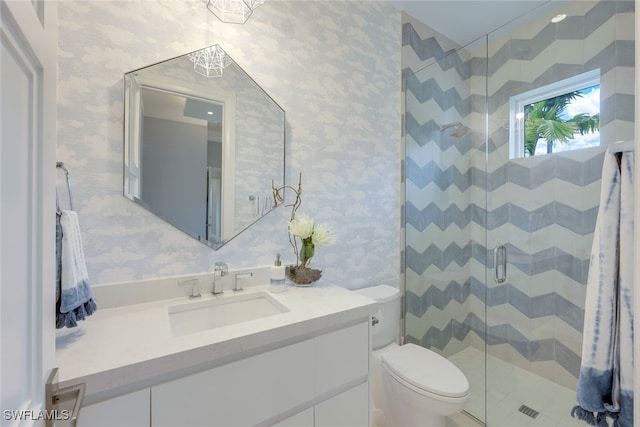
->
[403,1,634,387]
[403,12,475,359]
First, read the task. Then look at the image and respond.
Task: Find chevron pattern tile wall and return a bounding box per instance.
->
[402,1,634,389]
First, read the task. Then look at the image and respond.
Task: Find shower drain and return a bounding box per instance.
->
[518,404,540,419]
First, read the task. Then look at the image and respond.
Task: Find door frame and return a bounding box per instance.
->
[1,0,57,422]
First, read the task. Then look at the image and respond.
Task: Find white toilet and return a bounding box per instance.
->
[354,285,470,427]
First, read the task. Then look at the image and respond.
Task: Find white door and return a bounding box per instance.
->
[1,0,57,424]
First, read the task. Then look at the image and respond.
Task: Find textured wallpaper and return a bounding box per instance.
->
[57,1,401,287]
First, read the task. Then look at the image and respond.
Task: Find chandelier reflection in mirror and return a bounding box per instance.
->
[188,45,233,77]
[207,0,264,24]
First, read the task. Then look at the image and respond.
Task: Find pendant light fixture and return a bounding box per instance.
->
[188,45,232,77]
[206,0,264,24]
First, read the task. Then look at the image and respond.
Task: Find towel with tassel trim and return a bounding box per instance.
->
[571,150,634,426]
[56,210,96,328]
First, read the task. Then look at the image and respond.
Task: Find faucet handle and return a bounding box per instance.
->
[233,272,253,292]
[178,278,201,299]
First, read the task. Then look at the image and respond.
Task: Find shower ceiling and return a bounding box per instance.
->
[389,0,567,46]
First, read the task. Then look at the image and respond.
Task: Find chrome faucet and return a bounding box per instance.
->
[213,262,228,295]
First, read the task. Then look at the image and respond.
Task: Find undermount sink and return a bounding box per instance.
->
[168,291,289,336]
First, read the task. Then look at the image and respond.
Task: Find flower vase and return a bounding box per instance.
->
[285,265,322,286]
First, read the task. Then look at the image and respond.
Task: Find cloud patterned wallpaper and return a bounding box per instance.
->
[57,1,401,287]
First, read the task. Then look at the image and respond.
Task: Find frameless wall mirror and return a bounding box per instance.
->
[123,44,285,250]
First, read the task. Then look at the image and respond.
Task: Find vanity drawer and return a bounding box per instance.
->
[315,382,369,427]
[314,322,369,397]
[152,339,315,427]
[150,321,370,427]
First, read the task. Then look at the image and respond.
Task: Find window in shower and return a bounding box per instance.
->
[509,69,601,159]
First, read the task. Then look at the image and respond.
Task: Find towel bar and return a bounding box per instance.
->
[56,162,74,214]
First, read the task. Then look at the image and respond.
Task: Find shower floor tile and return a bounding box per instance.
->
[448,347,582,427]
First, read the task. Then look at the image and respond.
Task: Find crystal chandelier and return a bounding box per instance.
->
[188,45,233,77]
[206,0,264,24]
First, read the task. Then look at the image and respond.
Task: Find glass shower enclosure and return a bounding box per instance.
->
[402,2,634,425]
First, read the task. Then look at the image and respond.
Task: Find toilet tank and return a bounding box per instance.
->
[354,285,400,349]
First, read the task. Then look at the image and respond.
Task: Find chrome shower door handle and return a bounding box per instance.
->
[494,245,507,284]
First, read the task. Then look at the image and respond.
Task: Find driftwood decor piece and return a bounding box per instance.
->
[272,174,334,286]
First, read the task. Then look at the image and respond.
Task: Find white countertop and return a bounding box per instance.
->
[55,283,377,399]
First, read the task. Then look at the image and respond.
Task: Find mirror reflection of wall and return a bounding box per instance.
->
[139,88,225,243]
[207,116,223,244]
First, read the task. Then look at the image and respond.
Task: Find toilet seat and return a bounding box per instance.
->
[382,344,469,399]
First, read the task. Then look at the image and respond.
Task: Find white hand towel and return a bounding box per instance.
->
[57,210,96,328]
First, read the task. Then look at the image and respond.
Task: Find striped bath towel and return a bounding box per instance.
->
[572,149,634,426]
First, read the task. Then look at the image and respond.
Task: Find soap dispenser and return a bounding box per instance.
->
[269,253,286,293]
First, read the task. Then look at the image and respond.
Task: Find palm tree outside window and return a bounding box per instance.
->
[509,70,601,159]
[524,85,600,156]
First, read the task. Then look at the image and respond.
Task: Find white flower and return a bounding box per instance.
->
[289,213,314,239]
[312,222,335,247]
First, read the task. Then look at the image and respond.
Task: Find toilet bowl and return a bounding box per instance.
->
[354,285,469,427]
[381,343,469,426]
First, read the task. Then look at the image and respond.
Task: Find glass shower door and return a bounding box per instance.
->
[403,34,488,423]
[403,1,633,426]
[483,97,599,427]
[482,0,634,424]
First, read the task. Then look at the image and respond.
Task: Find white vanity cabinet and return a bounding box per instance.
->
[59,389,150,427]
[271,408,314,426]
[272,383,369,427]
[56,285,378,427]
[151,322,370,427]
[314,383,369,427]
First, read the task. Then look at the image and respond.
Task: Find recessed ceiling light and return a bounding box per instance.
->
[551,13,567,23]
[207,111,214,115]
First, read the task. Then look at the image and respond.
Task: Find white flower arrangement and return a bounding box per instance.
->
[272,173,336,284]
[289,214,336,267]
